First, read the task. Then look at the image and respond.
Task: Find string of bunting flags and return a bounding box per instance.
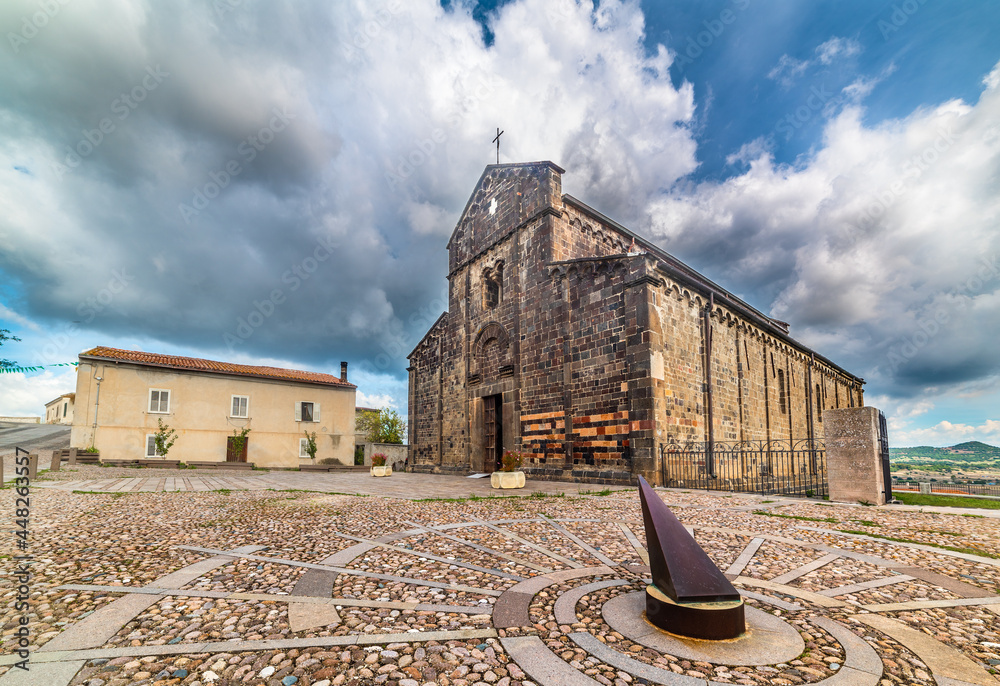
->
[0,362,78,374]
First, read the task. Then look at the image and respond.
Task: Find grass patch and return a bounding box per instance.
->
[851,519,882,527]
[212,489,232,495]
[414,491,565,503]
[753,510,838,523]
[916,529,961,536]
[893,492,1000,510]
[579,488,616,497]
[841,530,999,560]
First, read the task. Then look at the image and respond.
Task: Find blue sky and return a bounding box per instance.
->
[1,0,999,446]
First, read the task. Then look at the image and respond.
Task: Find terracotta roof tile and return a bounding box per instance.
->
[80,346,355,388]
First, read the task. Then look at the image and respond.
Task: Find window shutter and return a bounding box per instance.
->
[146,435,156,457]
[313,403,320,423]
[295,402,302,421]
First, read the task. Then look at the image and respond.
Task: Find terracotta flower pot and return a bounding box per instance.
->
[491,470,525,489]
[370,465,392,477]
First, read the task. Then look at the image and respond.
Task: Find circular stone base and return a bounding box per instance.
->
[605,591,805,666]
[645,584,745,640]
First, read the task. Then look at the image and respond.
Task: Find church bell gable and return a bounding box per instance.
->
[446,161,564,274]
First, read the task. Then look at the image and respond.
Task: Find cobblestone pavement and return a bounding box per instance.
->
[1,477,999,686]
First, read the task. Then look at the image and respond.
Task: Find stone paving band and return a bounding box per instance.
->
[1,470,998,686]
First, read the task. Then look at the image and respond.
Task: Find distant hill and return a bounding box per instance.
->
[890,441,1000,462]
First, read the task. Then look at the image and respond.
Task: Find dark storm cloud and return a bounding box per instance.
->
[0,0,698,384]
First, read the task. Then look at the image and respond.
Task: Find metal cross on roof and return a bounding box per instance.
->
[492,127,503,164]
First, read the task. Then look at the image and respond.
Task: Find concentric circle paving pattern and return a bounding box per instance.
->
[1,486,999,685]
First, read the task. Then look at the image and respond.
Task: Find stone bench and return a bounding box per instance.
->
[101,459,143,467]
[299,464,367,472]
[138,459,182,468]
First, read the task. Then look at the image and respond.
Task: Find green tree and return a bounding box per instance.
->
[303,430,318,459]
[0,329,21,369]
[356,408,405,444]
[231,426,251,456]
[154,418,178,457]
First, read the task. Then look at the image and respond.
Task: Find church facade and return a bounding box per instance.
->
[407,161,864,485]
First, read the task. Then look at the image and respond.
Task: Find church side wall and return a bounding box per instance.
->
[408,327,443,468]
[650,275,864,453]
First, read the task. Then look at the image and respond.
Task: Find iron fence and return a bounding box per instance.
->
[660,439,827,498]
[892,481,1000,498]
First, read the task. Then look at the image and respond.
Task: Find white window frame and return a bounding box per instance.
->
[148,388,171,414]
[299,437,311,458]
[231,395,249,418]
[146,434,164,458]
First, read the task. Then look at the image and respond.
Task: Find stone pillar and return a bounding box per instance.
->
[27,453,39,480]
[68,448,78,465]
[919,482,931,494]
[49,450,61,471]
[824,407,888,505]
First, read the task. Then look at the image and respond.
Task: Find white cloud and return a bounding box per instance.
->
[767,55,809,87]
[0,302,40,332]
[645,59,1000,402]
[815,37,862,65]
[0,369,78,417]
[0,0,697,370]
[356,392,396,410]
[768,36,863,87]
[891,419,1000,447]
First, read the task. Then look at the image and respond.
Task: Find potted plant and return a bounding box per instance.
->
[370,452,392,477]
[491,450,526,489]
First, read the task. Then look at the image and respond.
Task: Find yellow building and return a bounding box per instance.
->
[71,346,357,467]
[44,393,75,425]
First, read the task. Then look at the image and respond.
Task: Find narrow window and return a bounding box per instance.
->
[485,278,500,308]
[299,438,310,458]
[816,384,823,422]
[484,264,503,309]
[231,395,249,418]
[777,369,787,414]
[299,401,314,422]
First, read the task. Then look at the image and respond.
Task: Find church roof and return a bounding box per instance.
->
[79,346,356,388]
[562,194,863,383]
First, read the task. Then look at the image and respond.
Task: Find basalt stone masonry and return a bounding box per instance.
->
[407,162,864,485]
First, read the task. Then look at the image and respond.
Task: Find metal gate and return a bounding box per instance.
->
[660,439,827,497]
[878,410,893,502]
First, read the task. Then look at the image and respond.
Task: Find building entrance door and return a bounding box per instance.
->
[226,436,248,462]
[483,394,503,473]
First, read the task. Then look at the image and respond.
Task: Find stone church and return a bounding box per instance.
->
[407,161,864,485]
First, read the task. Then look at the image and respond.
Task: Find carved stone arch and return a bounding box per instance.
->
[472,321,512,381]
